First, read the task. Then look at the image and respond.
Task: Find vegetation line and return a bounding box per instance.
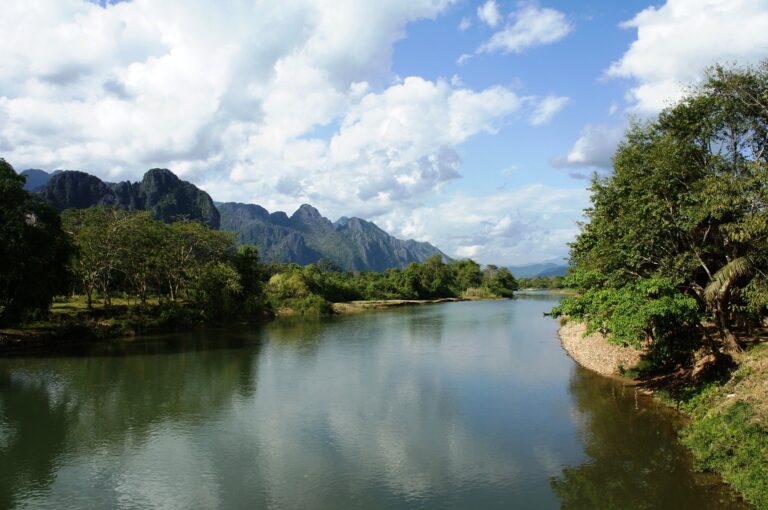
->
[1,158,519,352]
[550,62,768,509]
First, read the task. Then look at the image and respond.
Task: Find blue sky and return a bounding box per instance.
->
[2,0,768,264]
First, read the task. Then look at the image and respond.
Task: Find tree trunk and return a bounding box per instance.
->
[716,297,743,353]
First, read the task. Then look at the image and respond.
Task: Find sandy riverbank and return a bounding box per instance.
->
[332,298,466,314]
[557,320,643,377]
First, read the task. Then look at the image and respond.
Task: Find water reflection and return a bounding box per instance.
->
[0,334,261,508]
[0,299,747,509]
[551,368,748,509]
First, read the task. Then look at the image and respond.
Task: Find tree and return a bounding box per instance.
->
[0,159,72,325]
[483,265,518,297]
[450,259,483,293]
[161,221,235,301]
[561,62,768,355]
[62,208,135,308]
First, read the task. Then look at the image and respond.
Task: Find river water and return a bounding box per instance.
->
[0,294,747,509]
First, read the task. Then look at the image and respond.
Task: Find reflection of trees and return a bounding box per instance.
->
[550,369,746,510]
[0,371,70,509]
[0,333,261,507]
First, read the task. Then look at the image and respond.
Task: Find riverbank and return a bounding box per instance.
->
[0,302,241,355]
[558,320,643,378]
[557,320,768,509]
[331,297,467,314]
[0,297,475,354]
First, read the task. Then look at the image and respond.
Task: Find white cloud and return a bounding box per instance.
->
[0,0,459,177]
[456,53,473,65]
[202,76,525,219]
[0,0,578,261]
[553,124,625,170]
[477,0,501,28]
[458,16,472,31]
[607,0,768,114]
[377,184,589,265]
[529,95,569,125]
[478,4,572,54]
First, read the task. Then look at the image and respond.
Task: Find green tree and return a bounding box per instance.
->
[563,62,768,355]
[162,221,235,301]
[62,208,134,308]
[450,259,483,294]
[0,159,72,325]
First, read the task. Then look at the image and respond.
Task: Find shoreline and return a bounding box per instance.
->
[331,297,468,314]
[557,320,643,380]
[557,319,767,508]
[0,297,474,355]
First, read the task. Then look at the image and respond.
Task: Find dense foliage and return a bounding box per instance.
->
[0,159,72,326]
[553,62,768,362]
[0,197,521,326]
[61,208,258,321]
[260,256,517,313]
[518,275,565,290]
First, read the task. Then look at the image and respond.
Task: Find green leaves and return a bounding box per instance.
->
[0,158,72,326]
[562,61,768,355]
[553,276,701,351]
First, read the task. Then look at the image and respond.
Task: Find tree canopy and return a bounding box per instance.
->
[0,159,72,326]
[554,62,768,361]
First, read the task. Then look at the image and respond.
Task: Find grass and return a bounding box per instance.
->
[665,343,768,509]
[0,296,207,352]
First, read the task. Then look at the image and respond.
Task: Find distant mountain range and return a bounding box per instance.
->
[218,202,446,271]
[21,168,446,272]
[508,262,569,278]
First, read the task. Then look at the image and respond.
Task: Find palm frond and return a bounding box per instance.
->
[704,256,754,303]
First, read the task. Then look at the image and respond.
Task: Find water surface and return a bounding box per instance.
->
[0,296,747,509]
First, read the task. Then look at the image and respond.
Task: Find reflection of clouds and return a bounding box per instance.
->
[2,298,586,508]
[207,298,570,506]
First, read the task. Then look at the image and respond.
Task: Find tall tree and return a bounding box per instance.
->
[560,62,768,355]
[0,159,72,325]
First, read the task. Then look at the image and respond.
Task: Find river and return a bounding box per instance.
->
[0,294,747,509]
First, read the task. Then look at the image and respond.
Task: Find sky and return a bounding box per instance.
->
[2,0,768,265]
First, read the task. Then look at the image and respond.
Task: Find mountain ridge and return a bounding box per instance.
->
[35,168,220,229]
[218,201,448,271]
[26,167,449,272]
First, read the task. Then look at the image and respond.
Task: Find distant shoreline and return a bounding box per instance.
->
[1,297,486,355]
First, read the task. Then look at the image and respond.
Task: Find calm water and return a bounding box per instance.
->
[0,295,747,509]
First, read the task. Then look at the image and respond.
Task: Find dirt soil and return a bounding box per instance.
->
[558,321,644,377]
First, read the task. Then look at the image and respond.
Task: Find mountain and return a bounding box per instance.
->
[509,262,568,278]
[218,202,448,271]
[32,166,449,271]
[37,168,220,229]
[20,169,62,192]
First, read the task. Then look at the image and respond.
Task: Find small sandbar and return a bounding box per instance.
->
[558,321,643,377]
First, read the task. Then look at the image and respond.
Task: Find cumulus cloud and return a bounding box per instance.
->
[478,4,572,54]
[207,76,524,218]
[607,0,768,114]
[0,0,578,260]
[0,0,569,223]
[0,0,456,173]
[552,124,625,170]
[477,0,502,28]
[529,95,569,125]
[458,16,472,31]
[377,185,589,265]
